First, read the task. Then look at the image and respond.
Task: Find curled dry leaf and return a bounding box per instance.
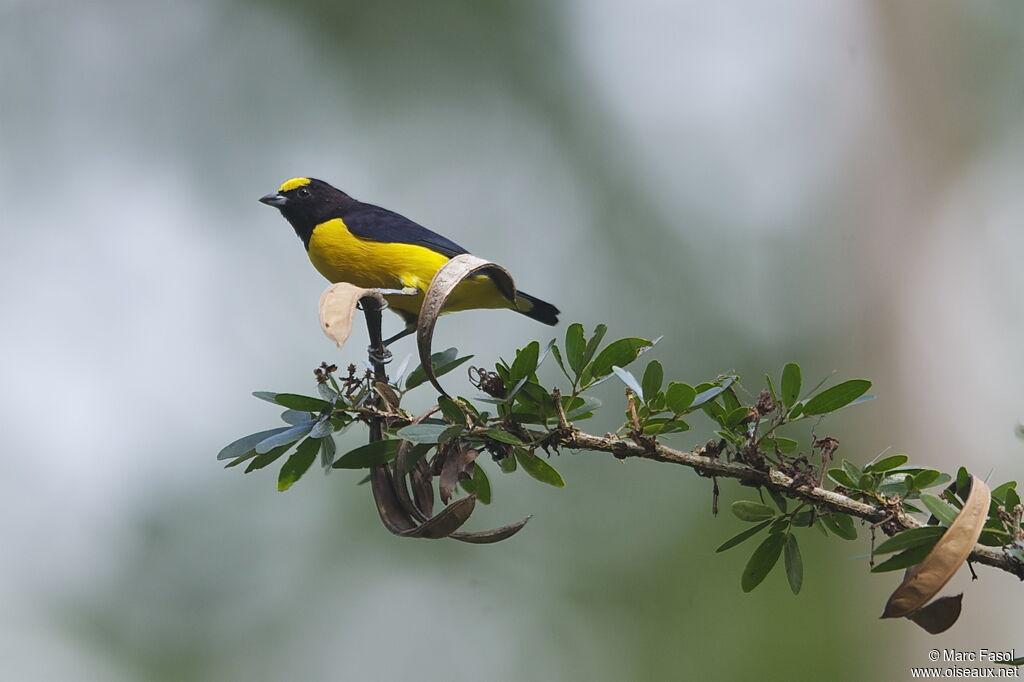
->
[417,254,516,397]
[319,283,385,350]
[440,448,479,504]
[882,475,991,620]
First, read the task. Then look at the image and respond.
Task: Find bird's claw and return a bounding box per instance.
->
[367,345,393,365]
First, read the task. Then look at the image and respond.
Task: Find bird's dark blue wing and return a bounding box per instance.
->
[342,203,469,258]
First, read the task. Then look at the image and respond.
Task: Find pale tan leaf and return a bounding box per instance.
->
[318,283,383,350]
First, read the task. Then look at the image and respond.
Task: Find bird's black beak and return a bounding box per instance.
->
[259,193,287,207]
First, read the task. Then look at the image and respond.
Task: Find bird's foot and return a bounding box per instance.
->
[367,345,393,365]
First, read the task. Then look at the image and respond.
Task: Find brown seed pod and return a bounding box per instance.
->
[882,475,991,620]
[416,255,516,397]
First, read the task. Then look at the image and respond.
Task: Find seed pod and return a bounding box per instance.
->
[882,475,990,619]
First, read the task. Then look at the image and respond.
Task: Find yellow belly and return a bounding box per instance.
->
[306,218,512,320]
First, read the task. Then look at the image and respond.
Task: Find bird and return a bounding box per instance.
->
[259,177,559,346]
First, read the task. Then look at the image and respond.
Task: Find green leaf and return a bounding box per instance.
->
[990,480,1018,505]
[780,363,801,409]
[252,391,281,404]
[827,468,857,489]
[277,438,320,491]
[724,406,751,430]
[395,423,450,444]
[864,454,909,473]
[437,396,467,425]
[273,393,333,411]
[317,383,339,403]
[550,344,570,380]
[792,510,814,527]
[218,427,292,461]
[801,380,872,415]
[640,417,690,435]
[716,519,773,552]
[664,382,696,413]
[582,324,608,369]
[281,409,314,425]
[483,429,524,445]
[732,501,776,522]
[955,466,971,500]
[509,341,540,386]
[437,424,465,443]
[611,366,644,398]
[565,323,586,374]
[244,443,292,473]
[255,422,314,454]
[822,514,857,540]
[841,459,863,481]
[497,453,517,473]
[564,396,601,421]
[332,439,401,469]
[874,526,945,555]
[405,348,473,390]
[514,449,565,487]
[588,337,653,378]
[784,534,803,595]
[912,469,943,490]
[691,383,728,409]
[920,493,959,526]
[871,543,933,572]
[764,437,798,454]
[741,533,786,592]
[641,361,664,400]
[471,463,492,504]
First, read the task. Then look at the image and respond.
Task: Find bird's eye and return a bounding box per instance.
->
[296,187,311,199]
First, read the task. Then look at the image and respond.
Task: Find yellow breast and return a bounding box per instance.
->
[306,218,511,319]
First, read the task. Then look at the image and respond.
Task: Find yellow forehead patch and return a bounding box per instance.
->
[278,177,311,193]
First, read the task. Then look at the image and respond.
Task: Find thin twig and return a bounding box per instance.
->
[557,430,1023,579]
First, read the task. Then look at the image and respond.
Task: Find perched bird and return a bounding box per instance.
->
[260,177,559,344]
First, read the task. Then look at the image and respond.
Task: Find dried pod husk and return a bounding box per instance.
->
[907,594,963,634]
[319,283,383,350]
[882,475,990,620]
[404,494,477,539]
[369,465,418,534]
[417,255,516,397]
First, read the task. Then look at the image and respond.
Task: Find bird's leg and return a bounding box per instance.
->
[363,287,420,364]
[382,326,415,347]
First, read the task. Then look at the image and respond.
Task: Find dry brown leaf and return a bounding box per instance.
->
[882,475,991,619]
[416,255,516,397]
[439,448,479,504]
[318,283,384,350]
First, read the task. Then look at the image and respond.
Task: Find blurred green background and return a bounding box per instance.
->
[2,1,1023,680]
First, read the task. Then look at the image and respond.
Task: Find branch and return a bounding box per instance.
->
[557,429,1023,580]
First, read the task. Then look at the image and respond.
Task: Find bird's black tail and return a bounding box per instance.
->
[514,290,560,326]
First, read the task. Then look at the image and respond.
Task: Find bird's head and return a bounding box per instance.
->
[260,177,354,228]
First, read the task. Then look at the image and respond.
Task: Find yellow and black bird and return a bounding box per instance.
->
[260,177,559,344]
